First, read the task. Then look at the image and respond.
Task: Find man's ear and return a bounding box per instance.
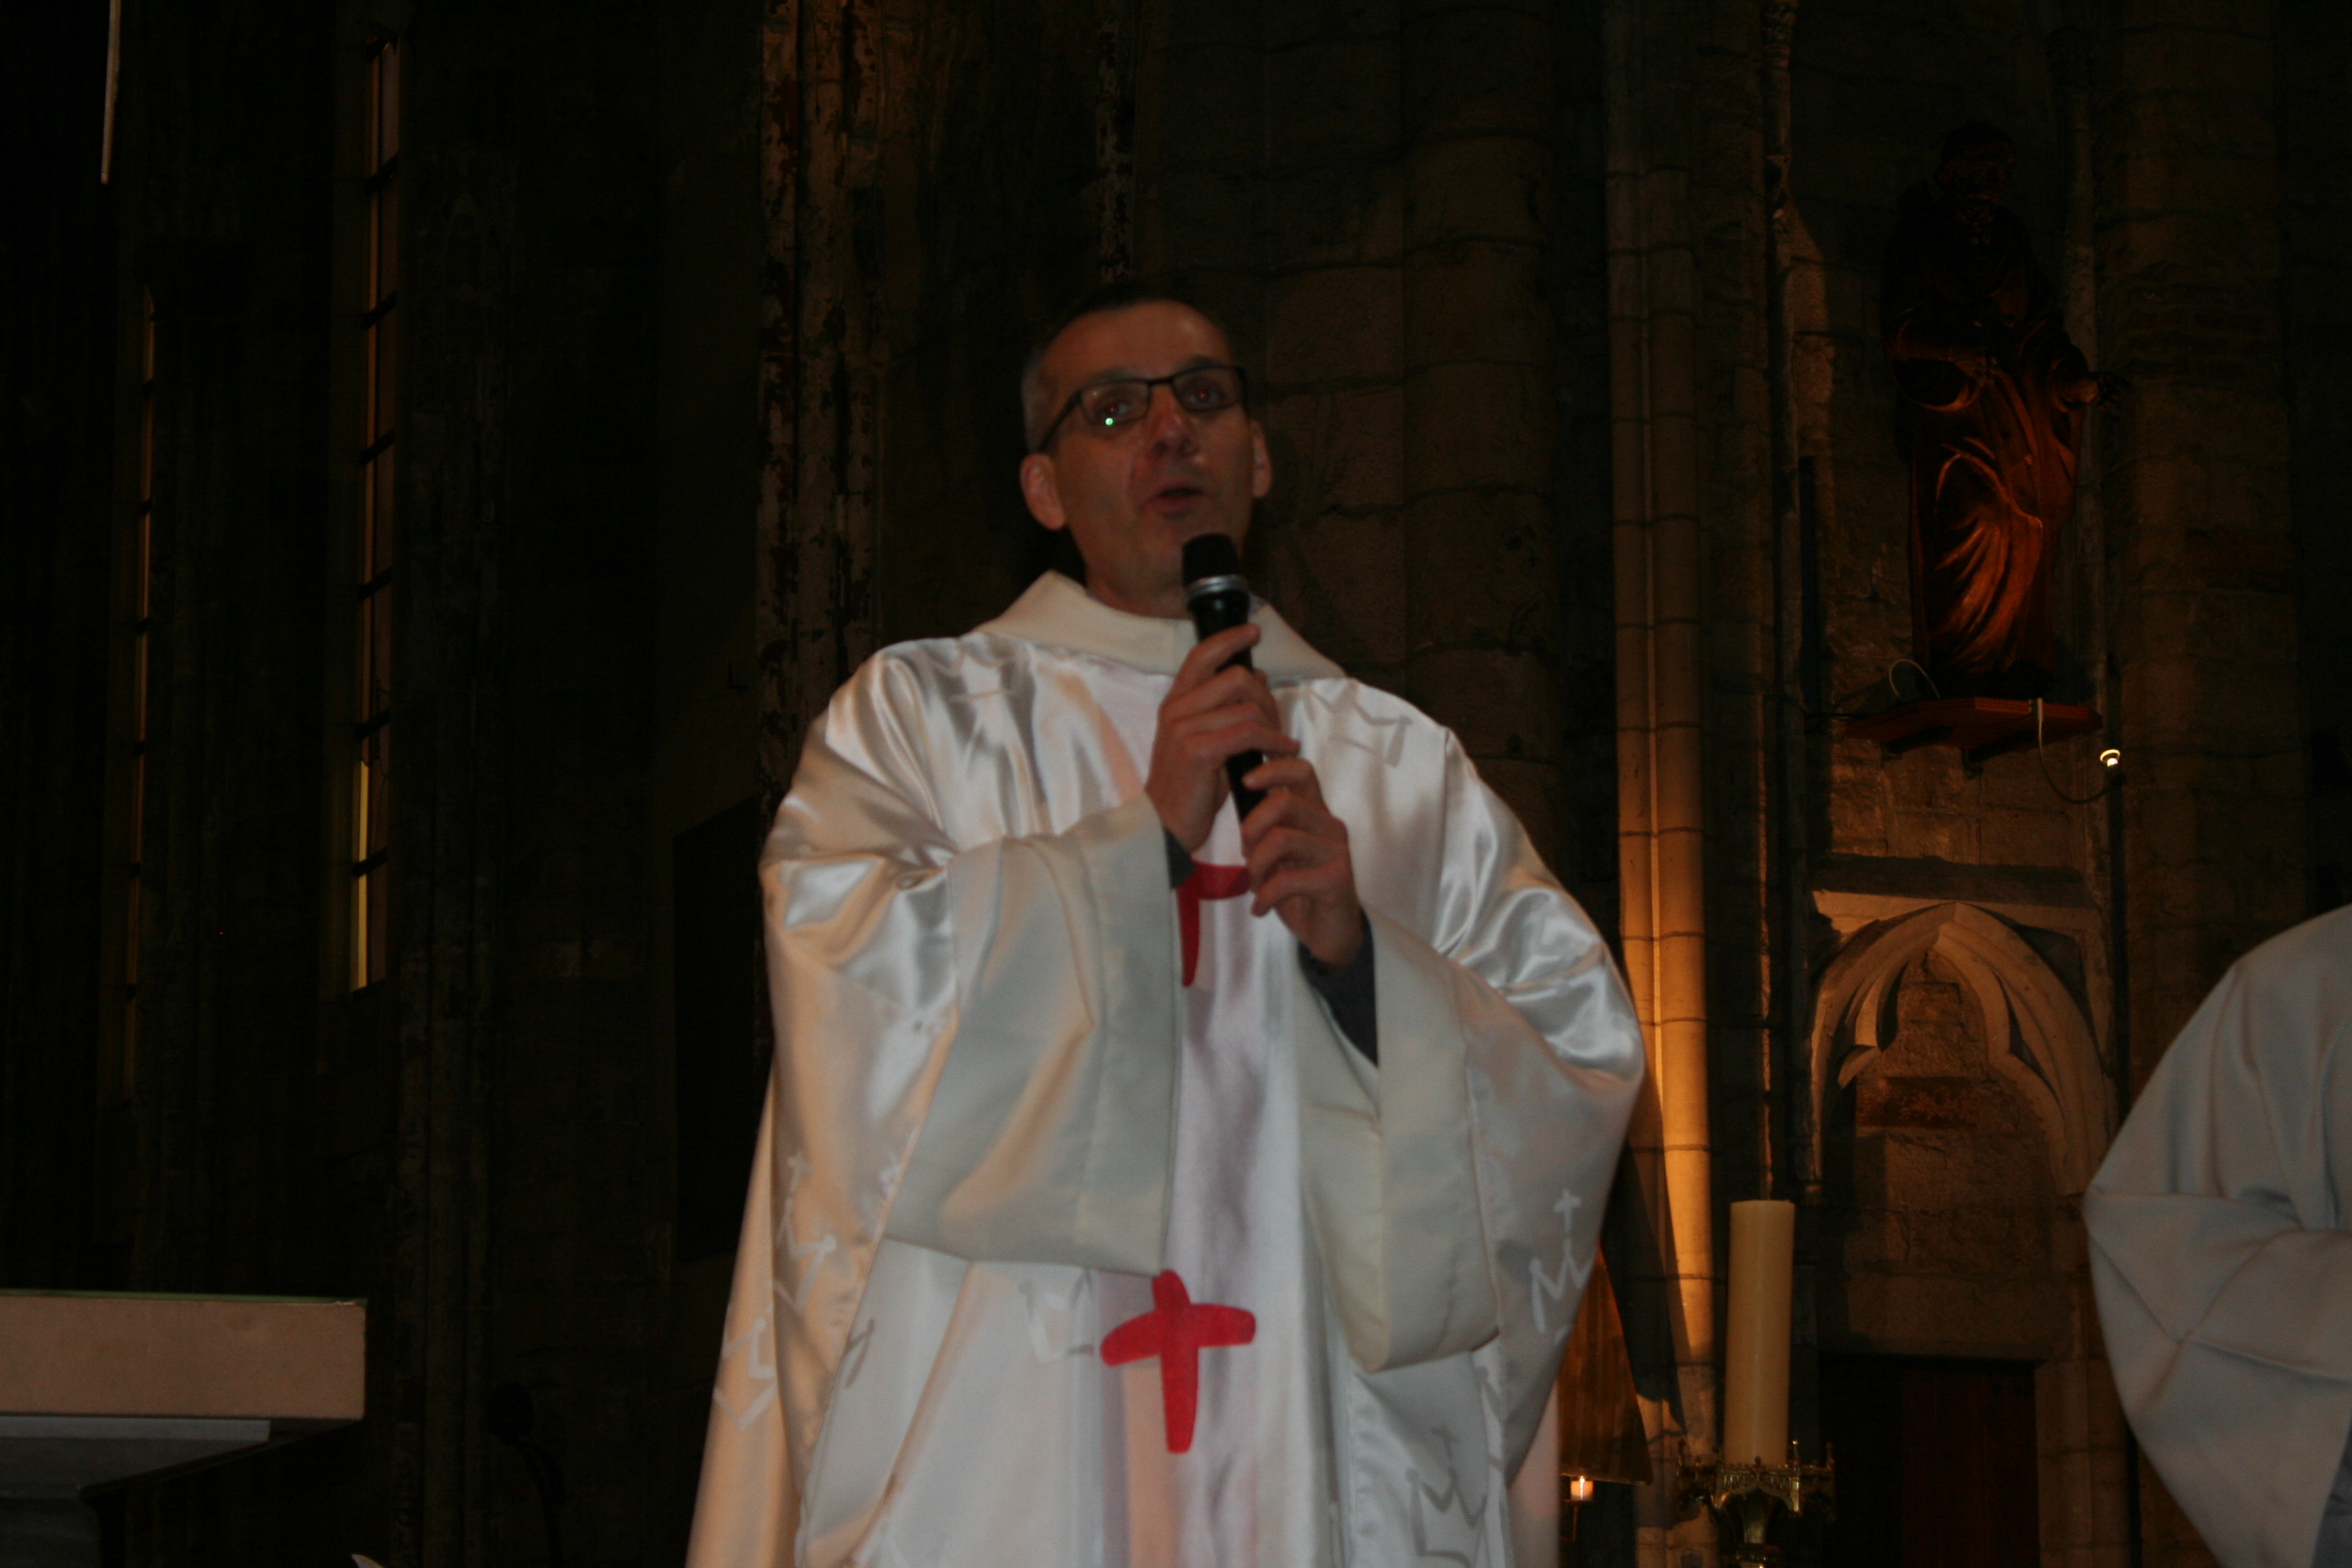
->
[1021,451,1067,531]
[1250,419,1273,500]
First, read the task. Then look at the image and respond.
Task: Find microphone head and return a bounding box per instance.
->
[1181,533,1245,587]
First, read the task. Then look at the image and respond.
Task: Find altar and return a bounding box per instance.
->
[0,1292,365,1565]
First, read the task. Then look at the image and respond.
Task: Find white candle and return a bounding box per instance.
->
[1722,1198,1795,1465]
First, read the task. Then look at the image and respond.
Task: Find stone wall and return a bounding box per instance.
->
[1132,0,1618,902]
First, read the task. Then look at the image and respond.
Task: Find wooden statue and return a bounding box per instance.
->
[1882,122,2119,699]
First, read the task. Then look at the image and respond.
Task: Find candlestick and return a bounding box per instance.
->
[1722,1199,1794,1465]
[1677,1440,1836,1566]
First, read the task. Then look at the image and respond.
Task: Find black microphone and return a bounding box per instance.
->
[1182,533,1266,825]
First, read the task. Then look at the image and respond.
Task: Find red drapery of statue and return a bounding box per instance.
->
[1882,123,2115,699]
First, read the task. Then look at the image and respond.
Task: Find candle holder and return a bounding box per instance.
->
[1676,1441,1835,1566]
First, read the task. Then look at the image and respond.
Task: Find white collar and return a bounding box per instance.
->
[975,571,1345,680]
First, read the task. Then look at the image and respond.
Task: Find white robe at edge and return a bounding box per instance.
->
[2086,904,2352,1568]
[684,573,1645,1568]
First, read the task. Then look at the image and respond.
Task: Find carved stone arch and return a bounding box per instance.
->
[1807,901,2113,1195]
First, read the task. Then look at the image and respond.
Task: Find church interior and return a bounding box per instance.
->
[4,0,2347,1563]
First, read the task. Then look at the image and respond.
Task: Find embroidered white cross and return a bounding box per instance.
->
[1528,1185,1587,1334]
[1409,1426,1479,1566]
[776,1151,840,1313]
[711,1304,778,1429]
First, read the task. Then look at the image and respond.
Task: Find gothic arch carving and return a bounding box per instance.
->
[1806,901,2112,1195]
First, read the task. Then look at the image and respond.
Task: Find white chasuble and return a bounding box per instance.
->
[2087,905,2352,1568]
[685,573,1645,1568]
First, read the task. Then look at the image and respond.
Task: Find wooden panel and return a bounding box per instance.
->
[1821,1354,2039,1568]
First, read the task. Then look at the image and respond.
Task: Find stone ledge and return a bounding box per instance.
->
[1812,853,2095,911]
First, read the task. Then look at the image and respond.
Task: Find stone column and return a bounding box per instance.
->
[1606,1,1719,1560]
[2099,8,2303,1073]
[398,10,514,1557]
[2038,24,2139,1568]
[758,0,883,807]
[2099,6,2304,1561]
[1249,4,1405,678]
[1399,0,1565,857]
[2278,0,2352,910]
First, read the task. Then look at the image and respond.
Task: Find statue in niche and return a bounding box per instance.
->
[1882,122,2120,700]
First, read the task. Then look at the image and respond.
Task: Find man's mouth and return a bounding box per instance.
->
[1146,481,1208,511]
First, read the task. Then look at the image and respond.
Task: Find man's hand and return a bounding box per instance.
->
[1146,624,1298,853]
[1239,757,1364,970]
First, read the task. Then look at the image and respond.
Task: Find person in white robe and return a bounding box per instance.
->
[685,285,1645,1568]
[2086,904,2352,1568]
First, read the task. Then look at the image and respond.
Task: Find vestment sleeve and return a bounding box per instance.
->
[2086,946,2352,1568]
[1295,731,1644,1461]
[691,653,1181,1566]
[768,652,1181,1272]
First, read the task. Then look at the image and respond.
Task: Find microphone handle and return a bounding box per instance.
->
[1217,645,1265,825]
[1188,572,1267,825]
[1227,757,1266,827]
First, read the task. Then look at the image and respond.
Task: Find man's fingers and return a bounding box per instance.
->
[1170,623,1262,698]
[1165,662,1278,727]
[1239,774,1338,854]
[1250,859,1348,918]
[1244,820,1340,889]
[1240,757,1324,808]
[1175,713,1297,767]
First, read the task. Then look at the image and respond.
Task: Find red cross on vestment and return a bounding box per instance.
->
[1099,1269,1255,1454]
[1177,863,1252,987]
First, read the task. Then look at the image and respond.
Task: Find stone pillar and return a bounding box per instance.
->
[1400,0,1565,857]
[1132,2,1266,368]
[2099,8,2303,1071]
[2040,24,2139,1568]
[1249,4,1406,678]
[397,8,514,1557]
[2278,0,2352,910]
[758,0,883,807]
[2099,4,2302,1555]
[1605,1,1719,1560]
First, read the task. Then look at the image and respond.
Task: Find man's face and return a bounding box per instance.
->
[1019,301,1272,618]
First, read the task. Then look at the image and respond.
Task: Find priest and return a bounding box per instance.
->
[684,281,1645,1568]
[2086,905,2352,1568]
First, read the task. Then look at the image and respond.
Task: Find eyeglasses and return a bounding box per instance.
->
[1033,364,1248,451]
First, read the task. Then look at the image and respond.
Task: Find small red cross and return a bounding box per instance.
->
[1099,1270,1255,1454]
[1177,863,1252,986]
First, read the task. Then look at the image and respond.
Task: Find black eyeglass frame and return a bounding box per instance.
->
[1030,364,1250,453]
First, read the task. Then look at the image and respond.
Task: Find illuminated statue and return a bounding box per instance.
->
[1883,122,2119,699]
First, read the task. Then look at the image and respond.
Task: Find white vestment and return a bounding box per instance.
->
[685,573,1644,1568]
[2086,905,2352,1568]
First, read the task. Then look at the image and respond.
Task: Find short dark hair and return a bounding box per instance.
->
[1020,278,1240,450]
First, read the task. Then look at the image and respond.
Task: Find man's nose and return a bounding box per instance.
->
[1141,384,1200,452]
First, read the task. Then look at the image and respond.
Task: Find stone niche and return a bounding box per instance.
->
[1804,856,2127,1563]
[1796,851,2116,1353]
